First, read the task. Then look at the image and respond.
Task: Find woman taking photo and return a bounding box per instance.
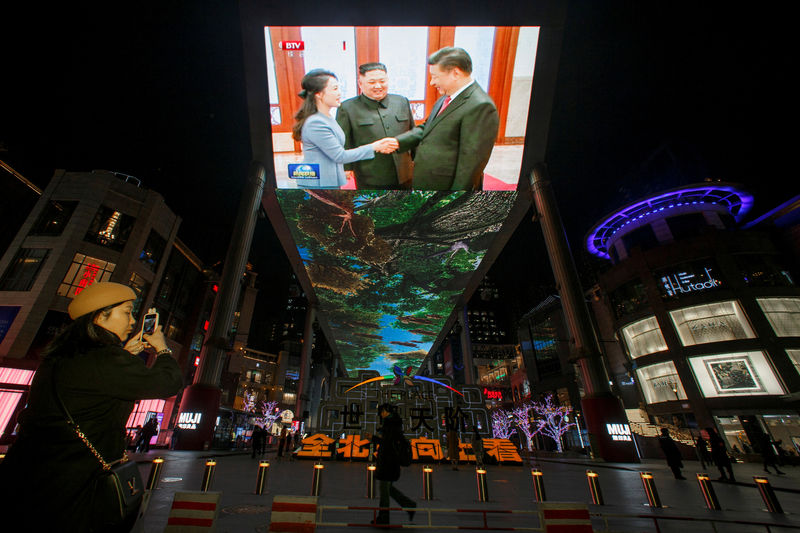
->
[292,68,397,188]
[0,282,183,532]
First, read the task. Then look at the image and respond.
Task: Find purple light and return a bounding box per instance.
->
[585,184,754,259]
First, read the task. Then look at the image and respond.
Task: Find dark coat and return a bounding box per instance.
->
[658,435,683,468]
[337,93,415,189]
[371,412,404,482]
[396,82,499,190]
[709,434,731,466]
[0,344,183,531]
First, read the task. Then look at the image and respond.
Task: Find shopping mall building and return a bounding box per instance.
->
[587,183,800,457]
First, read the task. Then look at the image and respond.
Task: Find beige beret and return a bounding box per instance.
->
[68,282,137,319]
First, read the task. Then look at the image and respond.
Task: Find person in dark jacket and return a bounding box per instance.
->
[658,428,686,479]
[707,427,735,482]
[367,403,416,526]
[758,433,785,475]
[695,434,711,469]
[0,282,183,532]
[138,417,158,452]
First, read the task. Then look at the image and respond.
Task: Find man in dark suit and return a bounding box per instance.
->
[395,47,499,190]
[336,63,415,189]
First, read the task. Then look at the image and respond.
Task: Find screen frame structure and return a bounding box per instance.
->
[241,0,568,375]
[239,0,567,193]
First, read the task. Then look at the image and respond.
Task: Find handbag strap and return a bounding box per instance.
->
[51,360,126,472]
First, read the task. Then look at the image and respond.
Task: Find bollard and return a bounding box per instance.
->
[754,477,783,513]
[640,472,662,508]
[146,457,164,490]
[531,468,546,502]
[422,465,434,500]
[586,470,604,505]
[311,462,324,496]
[696,473,720,510]
[255,460,270,495]
[366,464,376,499]
[201,459,216,492]
[476,468,489,502]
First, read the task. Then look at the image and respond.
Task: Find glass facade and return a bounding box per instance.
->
[635,361,687,404]
[688,351,784,398]
[757,297,800,337]
[620,316,667,359]
[28,200,78,236]
[669,300,755,346]
[0,248,49,291]
[57,253,116,298]
[84,206,135,251]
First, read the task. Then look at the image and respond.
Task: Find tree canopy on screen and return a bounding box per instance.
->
[277,190,515,373]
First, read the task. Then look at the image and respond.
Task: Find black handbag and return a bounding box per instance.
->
[53,367,144,529]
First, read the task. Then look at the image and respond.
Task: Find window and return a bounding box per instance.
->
[688,351,784,398]
[85,206,135,251]
[620,316,668,358]
[29,201,77,236]
[608,279,649,319]
[635,361,687,404]
[0,248,49,291]
[669,301,756,346]
[736,255,795,287]
[57,254,116,298]
[128,273,150,317]
[757,297,800,337]
[139,230,166,270]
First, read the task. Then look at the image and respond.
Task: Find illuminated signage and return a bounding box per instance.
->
[483,388,503,400]
[296,433,521,464]
[178,412,203,430]
[659,266,722,298]
[605,423,632,442]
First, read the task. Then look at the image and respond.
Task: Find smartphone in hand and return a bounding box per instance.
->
[140,308,159,340]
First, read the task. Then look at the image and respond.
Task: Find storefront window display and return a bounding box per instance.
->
[757,297,800,337]
[669,300,756,346]
[762,414,800,458]
[689,351,784,398]
[620,316,668,359]
[635,361,688,404]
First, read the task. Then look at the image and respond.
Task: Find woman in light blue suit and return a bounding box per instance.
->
[292,69,397,189]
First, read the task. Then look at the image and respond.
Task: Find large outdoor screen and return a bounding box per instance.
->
[276,189,517,374]
[265,26,540,191]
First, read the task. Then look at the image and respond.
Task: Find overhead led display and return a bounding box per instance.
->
[276,189,516,374]
[264,25,540,191]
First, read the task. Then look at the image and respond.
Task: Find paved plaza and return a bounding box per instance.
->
[132,448,800,532]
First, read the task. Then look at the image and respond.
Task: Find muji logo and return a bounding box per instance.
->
[279,41,304,51]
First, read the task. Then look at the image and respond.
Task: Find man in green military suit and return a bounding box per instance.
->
[336,63,415,189]
[395,47,499,190]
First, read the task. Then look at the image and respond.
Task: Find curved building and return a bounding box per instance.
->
[587,182,800,458]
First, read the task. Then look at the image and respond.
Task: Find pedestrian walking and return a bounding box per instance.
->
[366,403,416,526]
[707,427,735,482]
[277,427,288,458]
[447,428,460,470]
[139,418,158,452]
[758,433,785,475]
[695,434,711,469]
[471,426,484,467]
[658,428,686,479]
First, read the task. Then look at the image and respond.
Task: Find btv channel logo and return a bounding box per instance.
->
[279,40,305,51]
[288,163,320,180]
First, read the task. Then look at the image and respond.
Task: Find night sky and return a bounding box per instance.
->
[3,2,796,322]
